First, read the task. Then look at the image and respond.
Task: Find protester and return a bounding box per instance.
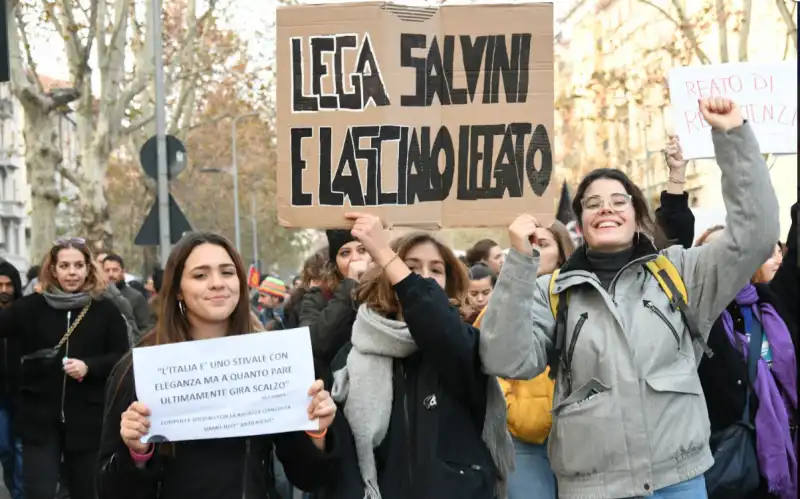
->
[479,98,780,499]
[0,260,23,499]
[327,215,513,499]
[23,265,41,296]
[654,135,696,250]
[300,230,370,374]
[103,253,153,336]
[461,263,494,324]
[466,238,505,274]
[258,276,287,327]
[661,191,798,499]
[0,238,129,499]
[275,248,328,331]
[96,232,338,499]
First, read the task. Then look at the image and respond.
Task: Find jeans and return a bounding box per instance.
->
[22,427,97,499]
[508,437,557,499]
[0,404,23,499]
[624,475,707,499]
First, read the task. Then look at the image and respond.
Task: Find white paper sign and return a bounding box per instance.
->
[668,61,797,159]
[132,327,318,443]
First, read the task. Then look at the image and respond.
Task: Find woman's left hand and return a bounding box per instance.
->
[63,358,88,380]
[345,213,394,266]
[307,379,336,432]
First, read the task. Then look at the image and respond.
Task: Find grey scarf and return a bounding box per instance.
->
[42,288,93,310]
[332,305,514,499]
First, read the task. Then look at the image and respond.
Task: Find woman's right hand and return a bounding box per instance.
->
[509,214,540,255]
[120,401,152,454]
[347,259,370,281]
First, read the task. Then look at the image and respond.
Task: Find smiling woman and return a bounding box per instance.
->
[96,232,339,499]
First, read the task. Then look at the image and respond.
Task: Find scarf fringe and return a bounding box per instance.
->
[363,480,381,499]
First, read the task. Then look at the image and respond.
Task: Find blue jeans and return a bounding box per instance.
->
[508,437,557,499]
[624,475,707,499]
[0,404,23,499]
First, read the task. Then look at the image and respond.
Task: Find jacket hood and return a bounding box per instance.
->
[0,260,23,301]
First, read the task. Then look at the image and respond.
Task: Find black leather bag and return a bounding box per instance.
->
[20,303,91,370]
[705,310,763,499]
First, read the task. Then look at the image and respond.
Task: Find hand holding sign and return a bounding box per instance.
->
[698,98,743,132]
[509,214,541,256]
[307,380,336,436]
[121,401,152,454]
[664,136,686,174]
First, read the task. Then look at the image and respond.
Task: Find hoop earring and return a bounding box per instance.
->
[178,300,186,316]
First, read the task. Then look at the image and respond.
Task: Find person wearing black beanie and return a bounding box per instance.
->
[299,229,371,376]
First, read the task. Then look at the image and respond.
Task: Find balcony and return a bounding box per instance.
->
[0,200,26,220]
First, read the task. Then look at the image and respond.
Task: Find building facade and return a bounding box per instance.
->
[555,0,797,238]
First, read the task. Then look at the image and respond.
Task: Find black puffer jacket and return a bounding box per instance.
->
[97,356,338,499]
[299,279,358,375]
[321,274,497,499]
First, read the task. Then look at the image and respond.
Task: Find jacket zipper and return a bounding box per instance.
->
[609,255,656,300]
[241,439,250,499]
[643,300,680,347]
[400,363,414,491]
[563,313,588,395]
[61,310,71,423]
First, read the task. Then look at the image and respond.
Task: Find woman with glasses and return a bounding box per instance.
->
[479,98,781,499]
[0,237,130,499]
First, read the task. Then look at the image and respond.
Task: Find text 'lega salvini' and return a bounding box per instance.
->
[288,32,554,207]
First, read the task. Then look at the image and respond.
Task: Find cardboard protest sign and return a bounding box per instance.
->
[668,61,797,159]
[276,1,555,228]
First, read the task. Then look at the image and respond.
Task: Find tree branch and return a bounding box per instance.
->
[714,0,729,62]
[56,162,81,187]
[775,0,798,53]
[638,0,712,64]
[14,7,45,95]
[122,112,156,136]
[737,0,752,62]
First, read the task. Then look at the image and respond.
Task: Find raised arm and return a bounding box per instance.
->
[479,248,555,379]
[671,100,779,336]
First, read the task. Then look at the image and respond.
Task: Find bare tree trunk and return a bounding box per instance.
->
[78,144,113,248]
[715,0,729,62]
[737,0,752,62]
[776,0,798,53]
[21,106,62,262]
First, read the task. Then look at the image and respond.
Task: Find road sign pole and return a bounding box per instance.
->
[153,0,171,266]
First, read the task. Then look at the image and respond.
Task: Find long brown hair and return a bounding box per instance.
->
[356,232,468,317]
[694,225,725,247]
[38,238,106,296]
[139,232,256,347]
[301,247,328,289]
[547,220,576,266]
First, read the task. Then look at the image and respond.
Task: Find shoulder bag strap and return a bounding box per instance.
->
[53,302,92,352]
[740,306,763,423]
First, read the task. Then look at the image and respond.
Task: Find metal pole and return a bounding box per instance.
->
[250,193,258,267]
[152,0,170,266]
[230,112,260,252]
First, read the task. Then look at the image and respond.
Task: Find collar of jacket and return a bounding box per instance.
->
[553,234,659,294]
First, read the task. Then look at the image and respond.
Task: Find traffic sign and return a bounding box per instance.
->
[134,193,193,245]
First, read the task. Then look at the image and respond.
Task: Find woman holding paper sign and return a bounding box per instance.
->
[96,232,338,499]
[327,216,514,499]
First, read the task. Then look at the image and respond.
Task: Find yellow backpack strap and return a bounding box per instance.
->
[548,270,560,319]
[645,255,713,357]
[547,270,568,380]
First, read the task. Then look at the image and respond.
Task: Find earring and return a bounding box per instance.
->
[635,231,641,246]
[178,300,186,316]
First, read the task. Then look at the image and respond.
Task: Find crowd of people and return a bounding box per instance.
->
[0,98,795,499]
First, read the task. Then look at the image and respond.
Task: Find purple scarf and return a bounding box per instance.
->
[721,284,798,499]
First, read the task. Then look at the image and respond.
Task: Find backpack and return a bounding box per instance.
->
[546,254,713,385]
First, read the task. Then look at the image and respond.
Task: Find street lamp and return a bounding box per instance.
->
[198,167,259,267]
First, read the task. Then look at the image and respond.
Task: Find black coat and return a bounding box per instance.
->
[0,260,23,403]
[0,293,129,451]
[299,279,358,375]
[97,355,337,499]
[321,274,497,499]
